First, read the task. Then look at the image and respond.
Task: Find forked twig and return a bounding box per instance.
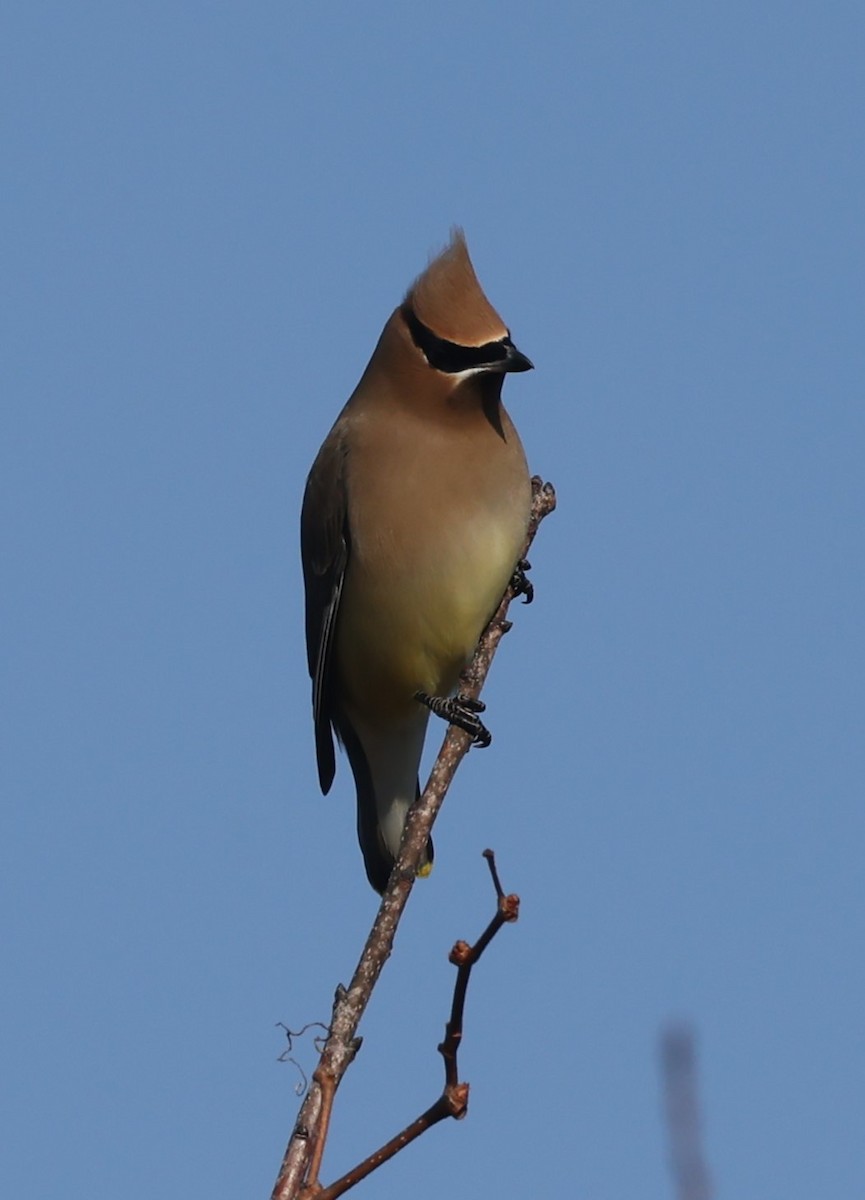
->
[313,851,519,1198]
[439,849,519,1091]
[271,478,556,1200]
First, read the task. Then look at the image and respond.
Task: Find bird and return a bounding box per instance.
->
[301,229,533,893]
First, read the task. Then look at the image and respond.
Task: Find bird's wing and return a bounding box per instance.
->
[300,423,349,795]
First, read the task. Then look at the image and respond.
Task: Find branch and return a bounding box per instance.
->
[314,851,519,1198]
[271,477,556,1200]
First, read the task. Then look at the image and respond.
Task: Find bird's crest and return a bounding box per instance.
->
[406,229,508,347]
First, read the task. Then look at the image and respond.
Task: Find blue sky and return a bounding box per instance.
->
[3,4,864,1197]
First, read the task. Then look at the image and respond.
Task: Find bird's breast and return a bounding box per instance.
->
[337,480,529,717]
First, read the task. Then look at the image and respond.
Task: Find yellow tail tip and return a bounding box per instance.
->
[417,860,434,879]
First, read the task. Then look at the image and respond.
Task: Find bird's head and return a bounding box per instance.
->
[399,229,533,383]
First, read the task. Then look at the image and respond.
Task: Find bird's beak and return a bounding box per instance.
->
[500,341,534,373]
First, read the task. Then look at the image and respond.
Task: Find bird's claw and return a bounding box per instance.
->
[511,558,534,604]
[414,691,492,748]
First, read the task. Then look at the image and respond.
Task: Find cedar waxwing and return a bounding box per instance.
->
[301,230,533,892]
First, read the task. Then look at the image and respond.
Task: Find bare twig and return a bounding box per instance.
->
[276,1023,331,1061]
[271,477,555,1200]
[276,1023,331,1096]
[660,1023,713,1200]
[438,850,519,1092]
[314,851,519,1199]
[304,1069,336,1191]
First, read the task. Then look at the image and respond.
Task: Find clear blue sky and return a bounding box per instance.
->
[3,4,864,1197]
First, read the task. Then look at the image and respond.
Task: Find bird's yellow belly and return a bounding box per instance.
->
[336,513,522,720]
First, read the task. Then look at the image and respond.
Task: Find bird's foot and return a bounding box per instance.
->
[414,691,492,748]
[510,557,534,604]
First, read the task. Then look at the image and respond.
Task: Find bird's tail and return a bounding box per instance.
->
[341,718,433,894]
